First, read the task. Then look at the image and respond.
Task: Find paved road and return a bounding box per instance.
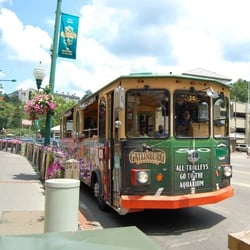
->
[79,151,250,250]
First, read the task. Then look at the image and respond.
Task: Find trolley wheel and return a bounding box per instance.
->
[93,180,107,211]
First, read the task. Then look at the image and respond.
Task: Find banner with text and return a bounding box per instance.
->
[22,119,32,126]
[58,13,79,59]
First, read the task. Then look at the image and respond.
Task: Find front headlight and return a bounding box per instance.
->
[131,169,150,185]
[223,166,232,178]
[137,171,149,184]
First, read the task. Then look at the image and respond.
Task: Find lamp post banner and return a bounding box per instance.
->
[58,13,79,59]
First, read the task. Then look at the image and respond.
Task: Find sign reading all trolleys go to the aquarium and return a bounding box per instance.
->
[174,147,211,192]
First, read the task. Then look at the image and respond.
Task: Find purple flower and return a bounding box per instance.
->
[47,160,63,179]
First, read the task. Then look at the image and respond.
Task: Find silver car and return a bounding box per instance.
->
[236,144,249,152]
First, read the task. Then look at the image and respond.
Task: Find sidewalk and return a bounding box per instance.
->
[0,152,162,250]
[0,151,99,236]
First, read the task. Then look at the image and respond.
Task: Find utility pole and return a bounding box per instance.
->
[44,0,62,146]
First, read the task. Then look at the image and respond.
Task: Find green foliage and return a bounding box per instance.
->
[0,99,17,129]
[230,79,249,102]
[52,95,77,126]
[81,89,92,101]
[9,106,23,128]
[0,93,78,137]
[0,94,24,132]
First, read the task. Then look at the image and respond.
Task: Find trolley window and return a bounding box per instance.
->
[174,90,210,138]
[126,89,169,138]
[213,97,229,138]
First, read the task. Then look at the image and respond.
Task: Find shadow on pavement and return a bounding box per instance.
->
[80,185,225,236]
[118,207,225,235]
[12,173,41,181]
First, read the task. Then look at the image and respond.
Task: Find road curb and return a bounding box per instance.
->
[78,210,103,230]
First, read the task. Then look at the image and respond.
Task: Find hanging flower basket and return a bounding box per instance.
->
[24,93,56,119]
[29,113,40,121]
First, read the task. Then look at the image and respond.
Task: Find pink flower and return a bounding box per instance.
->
[49,101,56,110]
[24,93,56,117]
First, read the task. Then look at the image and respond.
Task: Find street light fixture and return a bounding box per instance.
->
[33,62,46,90]
[33,62,46,144]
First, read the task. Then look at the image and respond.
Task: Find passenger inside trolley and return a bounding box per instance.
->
[176,110,191,136]
[140,123,149,137]
[156,124,168,137]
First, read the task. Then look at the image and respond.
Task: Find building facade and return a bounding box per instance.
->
[231,101,250,145]
[8,88,80,103]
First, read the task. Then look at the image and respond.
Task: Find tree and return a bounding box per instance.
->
[81,89,92,101]
[52,95,77,126]
[230,79,249,102]
[0,100,14,129]
[9,105,23,128]
[0,94,24,131]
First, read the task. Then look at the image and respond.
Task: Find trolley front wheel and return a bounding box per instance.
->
[93,180,107,211]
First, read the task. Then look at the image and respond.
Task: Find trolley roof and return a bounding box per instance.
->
[78,72,230,107]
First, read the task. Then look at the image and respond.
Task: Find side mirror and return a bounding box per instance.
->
[115,120,122,128]
[114,86,125,111]
[206,87,219,98]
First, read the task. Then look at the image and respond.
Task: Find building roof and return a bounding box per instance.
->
[182,68,232,84]
[51,125,60,131]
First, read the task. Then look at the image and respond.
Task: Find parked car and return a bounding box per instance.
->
[236,143,249,152]
[50,138,61,149]
[19,137,36,144]
[247,147,250,156]
[36,137,61,149]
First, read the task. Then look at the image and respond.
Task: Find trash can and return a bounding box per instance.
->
[44,178,80,233]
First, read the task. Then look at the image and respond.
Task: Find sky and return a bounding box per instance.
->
[1,0,250,97]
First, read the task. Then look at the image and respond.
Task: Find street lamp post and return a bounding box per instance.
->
[49,0,62,96]
[33,0,62,146]
[32,1,62,146]
[33,63,45,144]
[41,0,62,146]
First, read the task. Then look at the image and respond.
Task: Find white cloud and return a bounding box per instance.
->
[2,0,250,97]
[0,8,51,63]
[16,78,34,90]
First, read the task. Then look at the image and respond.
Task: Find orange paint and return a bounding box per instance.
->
[121,186,234,209]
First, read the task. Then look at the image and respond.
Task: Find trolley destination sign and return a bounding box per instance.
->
[175,163,209,190]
